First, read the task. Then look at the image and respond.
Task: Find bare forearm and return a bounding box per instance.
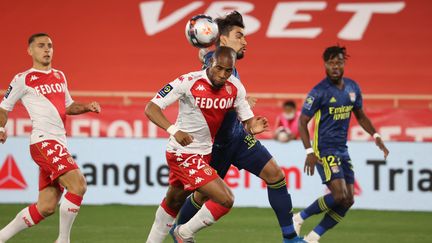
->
[299,120,312,149]
[145,102,172,130]
[0,108,8,127]
[358,116,377,136]
[66,102,89,115]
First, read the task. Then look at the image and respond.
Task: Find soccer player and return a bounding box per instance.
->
[0,33,101,243]
[145,46,269,243]
[293,45,389,243]
[146,11,304,243]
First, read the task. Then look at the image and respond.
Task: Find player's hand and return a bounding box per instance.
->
[246,96,258,108]
[304,153,320,176]
[375,137,389,159]
[249,116,269,135]
[174,130,194,146]
[0,130,7,144]
[86,102,101,113]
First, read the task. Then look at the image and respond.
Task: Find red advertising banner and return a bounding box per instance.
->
[1,0,431,95]
[4,104,432,142]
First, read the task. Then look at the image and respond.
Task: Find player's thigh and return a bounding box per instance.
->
[196,177,233,207]
[233,139,273,178]
[37,186,62,216]
[258,158,285,184]
[327,178,348,204]
[192,191,209,205]
[57,169,87,196]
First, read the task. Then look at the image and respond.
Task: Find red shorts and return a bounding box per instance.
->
[166,151,219,191]
[30,140,79,191]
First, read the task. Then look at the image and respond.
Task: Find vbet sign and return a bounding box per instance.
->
[0,138,431,211]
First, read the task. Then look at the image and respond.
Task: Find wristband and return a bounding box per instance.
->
[166,125,179,136]
[0,127,5,133]
[373,133,381,139]
[306,148,314,155]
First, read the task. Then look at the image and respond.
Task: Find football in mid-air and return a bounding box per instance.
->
[185,15,219,48]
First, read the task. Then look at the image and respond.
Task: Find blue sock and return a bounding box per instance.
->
[267,178,297,239]
[313,204,351,236]
[300,194,336,220]
[176,194,201,225]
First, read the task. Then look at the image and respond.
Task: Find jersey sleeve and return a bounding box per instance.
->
[59,72,74,108]
[354,83,363,110]
[151,77,186,109]
[234,82,254,121]
[0,76,26,111]
[301,88,322,117]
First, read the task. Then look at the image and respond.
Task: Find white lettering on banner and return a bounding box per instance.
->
[204,1,260,35]
[337,2,405,40]
[139,1,204,36]
[194,97,234,109]
[139,1,405,40]
[71,119,101,137]
[405,127,432,142]
[107,120,134,137]
[267,2,326,38]
[379,126,402,141]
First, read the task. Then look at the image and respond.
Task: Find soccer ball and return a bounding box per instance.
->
[185,15,219,48]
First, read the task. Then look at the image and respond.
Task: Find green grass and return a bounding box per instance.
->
[0,204,431,242]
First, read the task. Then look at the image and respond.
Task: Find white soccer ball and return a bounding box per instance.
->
[185,15,219,48]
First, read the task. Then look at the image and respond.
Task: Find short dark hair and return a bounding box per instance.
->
[283,100,296,109]
[28,33,50,45]
[213,46,236,61]
[322,45,349,62]
[215,11,245,45]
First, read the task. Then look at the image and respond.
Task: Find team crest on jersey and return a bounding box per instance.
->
[158,84,173,98]
[4,85,13,99]
[304,96,315,110]
[53,72,61,79]
[349,92,356,102]
[203,166,213,176]
[225,85,232,95]
[331,165,340,173]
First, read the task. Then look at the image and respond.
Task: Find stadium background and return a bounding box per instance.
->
[0,0,431,242]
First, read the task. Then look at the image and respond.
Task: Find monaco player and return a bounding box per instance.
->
[0,33,100,243]
[145,46,268,243]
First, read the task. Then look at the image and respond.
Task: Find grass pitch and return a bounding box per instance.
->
[0,204,431,243]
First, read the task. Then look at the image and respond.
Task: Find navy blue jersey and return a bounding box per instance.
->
[203,51,244,144]
[301,77,363,155]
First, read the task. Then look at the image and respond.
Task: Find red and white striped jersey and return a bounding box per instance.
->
[151,69,254,155]
[0,68,74,145]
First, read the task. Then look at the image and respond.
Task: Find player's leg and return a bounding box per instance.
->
[175,177,234,241]
[258,158,300,241]
[176,142,231,225]
[146,185,191,243]
[0,185,61,242]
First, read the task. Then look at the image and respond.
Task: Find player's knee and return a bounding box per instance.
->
[345,196,354,208]
[166,197,184,212]
[68,175,87,196]
[260,162,285,184]
[333,193,347,205]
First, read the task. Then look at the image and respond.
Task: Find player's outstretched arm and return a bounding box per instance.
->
[0,108,8,144]
[145,101,193,146]
[244,116,269,135]
[299,114,320,176]
[353,108,389,159]
[66,101,101,115]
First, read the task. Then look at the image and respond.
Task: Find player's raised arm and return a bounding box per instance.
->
[353,108,389,159]
[146,80,193,146]
[0,108,8,144]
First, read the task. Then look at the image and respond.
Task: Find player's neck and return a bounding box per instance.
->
[32,63,52,72]
[330,78,344,89]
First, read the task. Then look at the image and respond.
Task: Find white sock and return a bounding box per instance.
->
[305,231,321,242]
[294,212,304,223]
[0,206,38,241]
[146,206,176,243]
[56,193,82,243]
[179,204,215,238]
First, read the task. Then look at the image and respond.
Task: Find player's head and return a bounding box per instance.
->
[27,33,53,67]
[215,11,247,60]
[207,46,236,89]
[283,100,297,120]
[323,45,348,82]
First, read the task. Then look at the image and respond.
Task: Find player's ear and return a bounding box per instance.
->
[219,35,228,46]
[27,46,32,56]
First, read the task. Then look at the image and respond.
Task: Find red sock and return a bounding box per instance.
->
[160,198,179,218]
[204,200,231,221]
[28,203,44,224]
